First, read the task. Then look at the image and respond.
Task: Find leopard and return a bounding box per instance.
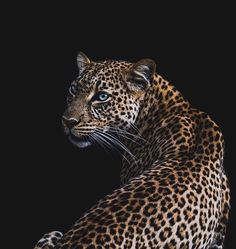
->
[33,52,230,249]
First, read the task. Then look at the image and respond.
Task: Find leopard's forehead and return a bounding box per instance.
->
[75,60,132,91]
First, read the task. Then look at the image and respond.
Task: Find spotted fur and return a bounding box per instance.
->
[34,52,230,249]
[34,231,63,249]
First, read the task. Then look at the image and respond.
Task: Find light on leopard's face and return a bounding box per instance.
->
[62,52,156,148]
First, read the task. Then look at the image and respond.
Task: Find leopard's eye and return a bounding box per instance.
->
[69,82,77,96]
[92,92,110,102]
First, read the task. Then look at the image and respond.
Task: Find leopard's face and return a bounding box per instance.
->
[62,52,156,148]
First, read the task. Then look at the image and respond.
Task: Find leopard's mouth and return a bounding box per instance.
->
[68,133,92,148]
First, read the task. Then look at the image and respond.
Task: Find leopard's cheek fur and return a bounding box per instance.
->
[90,94,140,129]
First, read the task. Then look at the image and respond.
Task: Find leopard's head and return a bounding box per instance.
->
[62,52,156,148]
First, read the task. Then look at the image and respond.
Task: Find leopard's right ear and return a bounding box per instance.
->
[125,58,156,92]
[77,52,91,75]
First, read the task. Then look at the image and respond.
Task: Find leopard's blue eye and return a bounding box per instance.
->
[98,92,109,101]
[69,82,77,95]
[92,92,110,102]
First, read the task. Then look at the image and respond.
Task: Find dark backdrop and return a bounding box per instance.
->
[5,2,235,248]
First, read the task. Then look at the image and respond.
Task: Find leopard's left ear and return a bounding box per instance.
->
[77,52,91,75]
[126,59,156,91]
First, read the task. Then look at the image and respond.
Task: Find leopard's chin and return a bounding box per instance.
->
[68,134,92,148]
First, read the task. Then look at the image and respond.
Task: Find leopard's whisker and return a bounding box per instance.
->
[96,128,138,165]
[94,131,131,164]
[107,127,148,143]
[109,130,143,146]
[91,133,112,155]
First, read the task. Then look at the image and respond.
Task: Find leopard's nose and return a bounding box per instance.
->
[62,116,79,129]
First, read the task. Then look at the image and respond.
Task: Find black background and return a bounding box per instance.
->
[5,2,235,248]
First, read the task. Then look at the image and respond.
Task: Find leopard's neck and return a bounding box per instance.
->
[120,74,192,185]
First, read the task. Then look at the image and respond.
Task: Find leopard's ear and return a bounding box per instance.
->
[77,52,91,75]
[126,59,156,91]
